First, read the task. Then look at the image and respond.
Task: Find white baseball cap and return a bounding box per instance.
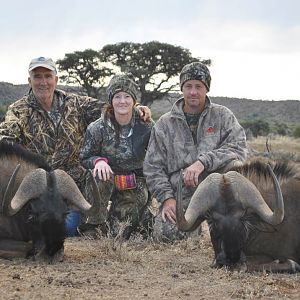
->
[28,57,57,72]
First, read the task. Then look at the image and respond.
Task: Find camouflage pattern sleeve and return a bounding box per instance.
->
[198,106,248,172]
[143,122,175,203]
[79,96,105,127]
[79,119,103,170]
[0,103,24,143]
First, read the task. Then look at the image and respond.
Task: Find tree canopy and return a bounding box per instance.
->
[100,41,210,105]
[56,49,113,99]
[57,42,211,105]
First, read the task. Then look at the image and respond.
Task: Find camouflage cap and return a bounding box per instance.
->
[107,74,139,104]
[179,62,211,91]
[28,57,57,73]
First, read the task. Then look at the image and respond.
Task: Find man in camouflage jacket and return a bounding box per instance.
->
[143,62,248,242]
[0,57,150,236]
[0,88,101,191]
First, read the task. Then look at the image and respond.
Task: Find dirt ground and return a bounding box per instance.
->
[0,223,299,300]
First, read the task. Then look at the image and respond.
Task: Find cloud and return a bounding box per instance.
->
[0,0,300,100]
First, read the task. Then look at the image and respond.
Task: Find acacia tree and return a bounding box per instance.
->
[57,49,114,98]
[100,41,211,105]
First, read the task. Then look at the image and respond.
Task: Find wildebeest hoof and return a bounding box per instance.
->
[210,260,222,269]
[49,248,64,263]
[33,246,64,263]
[287,259,300,273]
[233,262,248,272]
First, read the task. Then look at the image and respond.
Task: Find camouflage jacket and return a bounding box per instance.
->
[80,108,154,175]
[143,96,248,203]
[0,89,103,190]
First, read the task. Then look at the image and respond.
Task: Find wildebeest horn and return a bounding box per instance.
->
[9,168,48,216]
[226,164,284,225]
[53,169,92,211]
[2,164,21,214]
[85,170,101,216]
[176,170,223,231]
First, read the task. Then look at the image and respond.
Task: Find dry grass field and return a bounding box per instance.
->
[1,225,300,300]
[248,136,300,162]
[0,136,300,300]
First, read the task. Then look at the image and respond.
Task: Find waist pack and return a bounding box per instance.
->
[114,173,137,190]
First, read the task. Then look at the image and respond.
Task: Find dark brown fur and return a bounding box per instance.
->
[0,141,66,261]
[209,159,300,273]
[0,141,50,171]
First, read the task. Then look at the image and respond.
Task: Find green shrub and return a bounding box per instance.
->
[240,119,270,137]
[293,124,300,138]
[272,121,289,136]
[0,105,7,121]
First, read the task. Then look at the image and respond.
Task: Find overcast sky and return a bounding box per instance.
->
[1,0,300,101]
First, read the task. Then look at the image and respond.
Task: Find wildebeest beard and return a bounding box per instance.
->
[208,210,248,268]
[25,172,68,260]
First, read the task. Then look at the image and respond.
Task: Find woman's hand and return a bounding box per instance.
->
[93,160,114,181]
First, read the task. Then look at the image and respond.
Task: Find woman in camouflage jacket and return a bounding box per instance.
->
[79,74,154,239]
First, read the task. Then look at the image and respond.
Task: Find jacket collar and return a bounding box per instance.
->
[170,95,212,118]
[27,89,67,110]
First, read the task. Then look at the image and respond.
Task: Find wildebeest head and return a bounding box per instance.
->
[1,143,100,262]
[3,168,91,259]
[207,211,245,267]
[23,171,68,260]
[176,163,284,269]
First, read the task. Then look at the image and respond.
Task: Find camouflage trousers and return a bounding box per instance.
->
[84,174,150,238]
[151,191,201,243]
[152,213,201,242]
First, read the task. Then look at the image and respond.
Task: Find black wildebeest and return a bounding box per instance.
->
[0,141,99,262]
[177,160,300,273]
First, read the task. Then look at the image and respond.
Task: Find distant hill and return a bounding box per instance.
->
[0,82,84,104]
[1,82,300,125]
[0,82,28,104]
[150,94,300,125]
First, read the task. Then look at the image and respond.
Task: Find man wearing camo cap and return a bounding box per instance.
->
[144,61,248,242]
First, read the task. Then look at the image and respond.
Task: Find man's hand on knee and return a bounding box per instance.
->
[161,198,176,224]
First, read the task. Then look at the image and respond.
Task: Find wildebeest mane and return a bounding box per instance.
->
[0,141,50,171]
[229,159,298,190]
